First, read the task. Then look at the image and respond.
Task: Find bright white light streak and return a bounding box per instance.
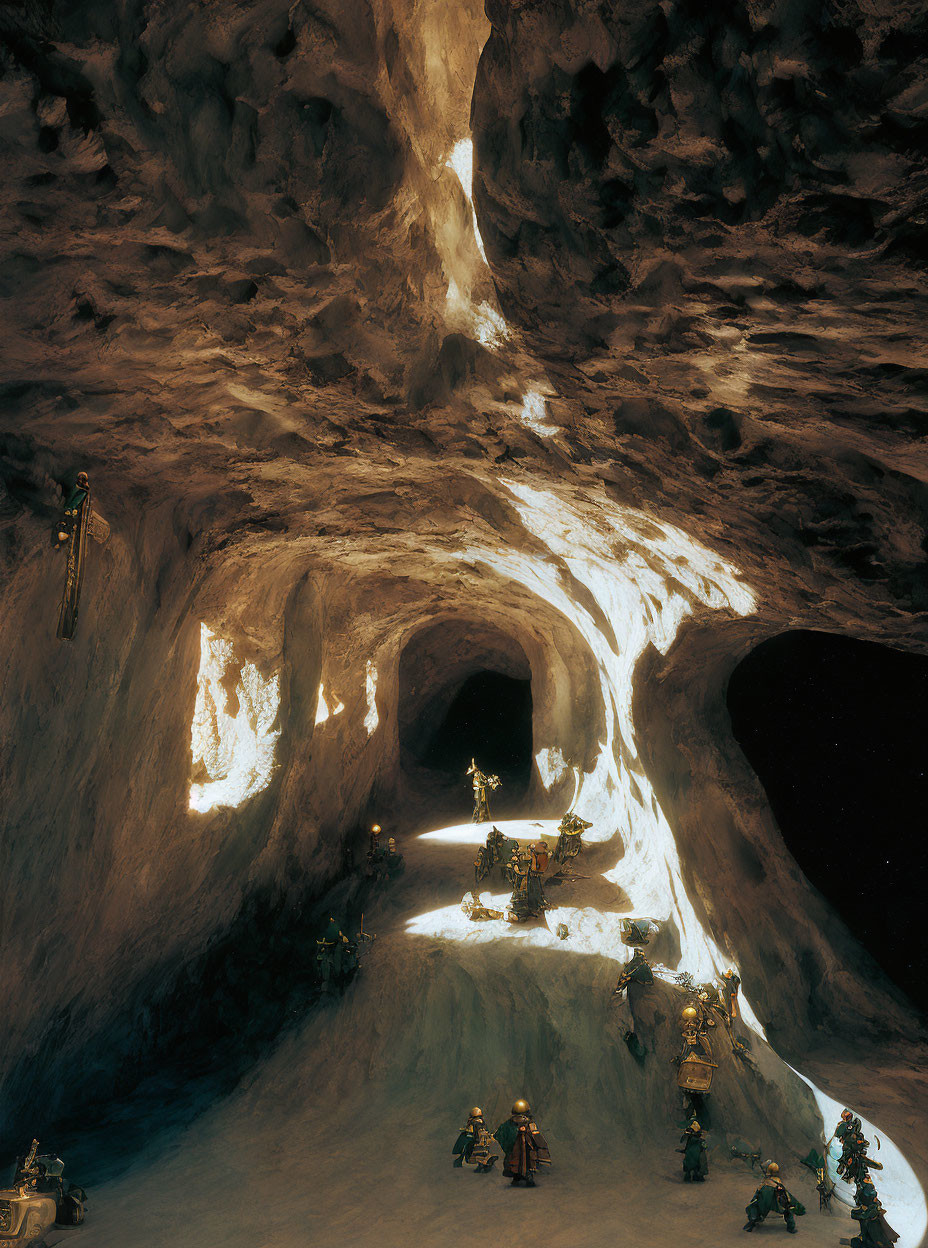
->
[364,661,379,735]
[786,1063,926,1247]
[314,683,345,727]
[189,623,281,813]
[535,746,568,789]
[446,137,488,264]
[518,389,556,436]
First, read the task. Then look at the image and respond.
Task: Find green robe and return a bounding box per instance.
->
[680,1130,708,1179]
[493,1115,551,1179]
[851,1183,899,1247]
[746,1178,805,1229]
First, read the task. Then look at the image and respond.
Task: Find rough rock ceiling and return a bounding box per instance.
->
[0,0,927,1244]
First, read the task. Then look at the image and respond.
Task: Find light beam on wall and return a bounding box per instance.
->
[188,622,281,813]
[364,660,379,735]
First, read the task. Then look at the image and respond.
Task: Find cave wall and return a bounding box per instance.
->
[0,0,926,1235]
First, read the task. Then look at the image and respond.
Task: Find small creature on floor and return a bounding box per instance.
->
[493,1100,551,1187]
[743,1162,805,1234]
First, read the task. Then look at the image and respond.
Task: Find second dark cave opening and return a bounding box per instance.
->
[727,629,928,1012]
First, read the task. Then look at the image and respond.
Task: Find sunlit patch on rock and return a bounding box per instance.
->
[188,623,281,814]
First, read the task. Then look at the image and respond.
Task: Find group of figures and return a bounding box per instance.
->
[364,823,404,882]
[452,1101,552,1187]
[832,1111,898,1247]
[465,759,591,926]
[610,909,898,1241]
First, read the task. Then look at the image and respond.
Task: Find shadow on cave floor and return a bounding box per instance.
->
[25,809,636,1189]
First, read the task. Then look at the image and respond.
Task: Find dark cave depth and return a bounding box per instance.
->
[727,629,928,1012]
[419,668,533,787]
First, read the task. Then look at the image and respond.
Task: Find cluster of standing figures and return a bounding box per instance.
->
[464,761,900,1245]
[466,760,590,925]
[452,1101,551,1186]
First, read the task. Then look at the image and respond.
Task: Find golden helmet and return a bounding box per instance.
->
[766,1162,780,1175]
[470,1107,483,1119]
[512,1099,530,1115]
[681,1006,699,1021]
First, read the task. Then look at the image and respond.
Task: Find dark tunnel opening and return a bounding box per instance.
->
[397,618,534,817]
[727,629,928,1012]
[419,669,533,786]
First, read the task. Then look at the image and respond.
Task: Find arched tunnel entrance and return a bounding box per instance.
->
[398,617,533,818]
[727,629,928,1012]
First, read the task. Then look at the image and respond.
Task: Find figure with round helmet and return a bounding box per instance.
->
[493,1099,551,1187]
[451,1107,499,1173]
[744,1161,805,1233]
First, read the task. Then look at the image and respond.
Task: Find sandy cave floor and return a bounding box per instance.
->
[46,812,905,1248]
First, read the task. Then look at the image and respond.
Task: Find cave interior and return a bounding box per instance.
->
[0,0,927,1245]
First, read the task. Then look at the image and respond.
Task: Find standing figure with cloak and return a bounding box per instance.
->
[679,1121,709,1182]
[493,1100,551,1187]
[744,1162,805,1233]
[467,760,500,824]
[552,812,591,864]
[452,1108,499,1173]
[54,471,109,640]
[844,1176,899,1248]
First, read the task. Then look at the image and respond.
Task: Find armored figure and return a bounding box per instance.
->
[675,1003,719,1099]
[552,812,591,864]
[679,1121,709,1182]
[838,1126,882,1187]
[845,1176,899,1248]
[452,1108,499,1173]
[744,1162,805,1233]
[54,470,108,640]
[507,841,550,921]
[467,760,501,824]
[612,949,654,997]
[835,1110,861,1146]
[493,1100,551,1187]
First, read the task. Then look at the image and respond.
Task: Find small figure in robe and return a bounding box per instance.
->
[315,918,358,991]
[552,812,591,864]
[385,837,404,876]
[679,1121,709,1182]
[844,1176,899,1248]
[612,949,654,997]
[507,843,549,921]
[744,1162,805,1233]
[493,1100,551,1186]
[467,760,500,824]
[452,1108,499,1172]
[486,825,506,865]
